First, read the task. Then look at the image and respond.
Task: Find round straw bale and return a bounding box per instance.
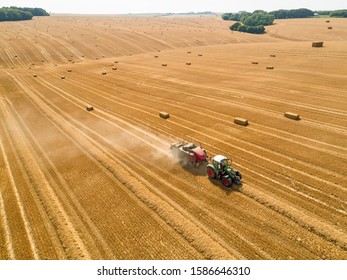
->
[186,62,191,65]
[102,71,107,75]
[154,55,158,58]
[162,63,167,66]
[328,26,332,29]
[33,74,37,77]
[266,66,274,70]
[67,69,72,72]
[252,61,258,64]
[112,67,117,70]
[198,54,202,56]
[61,76,65,79]
[270,54,276,57]
[86,106,94,111]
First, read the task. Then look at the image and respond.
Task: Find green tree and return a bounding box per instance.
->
[10,6,50,16]
[0,6,48,21]
[229,21,242,31]
[0,7,33,21]
[223,10,273,34]
[330,10,347,17]
[270,8,314,19]
[222,12,242,21]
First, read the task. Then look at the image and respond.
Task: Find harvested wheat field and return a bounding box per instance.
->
[0,15,347,260]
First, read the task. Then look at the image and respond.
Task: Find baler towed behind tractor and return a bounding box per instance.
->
[170,141,208,166]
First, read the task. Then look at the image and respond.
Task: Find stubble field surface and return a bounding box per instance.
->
[0,15,347,260]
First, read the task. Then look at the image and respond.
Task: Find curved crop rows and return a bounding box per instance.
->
[0,15,346,259]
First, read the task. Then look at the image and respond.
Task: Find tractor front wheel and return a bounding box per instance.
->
[235,171,242,180]
[207,166,216,179]
[222,177,232,188]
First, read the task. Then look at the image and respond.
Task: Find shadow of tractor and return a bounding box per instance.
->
[207,177,243,195]
[180,160,208,176]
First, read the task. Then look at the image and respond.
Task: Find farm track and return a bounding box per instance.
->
[1,16,346,259]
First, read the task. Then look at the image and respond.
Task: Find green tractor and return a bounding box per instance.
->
[206,155,242,188]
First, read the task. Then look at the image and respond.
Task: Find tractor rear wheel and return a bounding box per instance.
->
[207,166,216,179]
[222,177,232,188]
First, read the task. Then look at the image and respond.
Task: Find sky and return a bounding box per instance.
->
[1,0,346,14]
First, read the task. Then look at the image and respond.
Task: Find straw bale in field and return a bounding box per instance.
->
[86,106,94,111]
[159,112,170,119]
[234,118,248,126]
[312,41,323,47]
[284,112,300,120]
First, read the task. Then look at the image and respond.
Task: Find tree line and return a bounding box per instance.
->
[315,9,347,18]
[223,10,274,34]
[223,8,347,34]
[0,6,49,21]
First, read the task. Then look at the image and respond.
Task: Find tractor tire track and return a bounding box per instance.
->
[0,99,40,259]
[0,80,90,259]
[0,141,16,259]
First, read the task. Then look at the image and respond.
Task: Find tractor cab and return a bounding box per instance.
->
[212,155,230,171]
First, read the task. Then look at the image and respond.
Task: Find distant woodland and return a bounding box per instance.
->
[223,8,347,34]
[0,6,49,21]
